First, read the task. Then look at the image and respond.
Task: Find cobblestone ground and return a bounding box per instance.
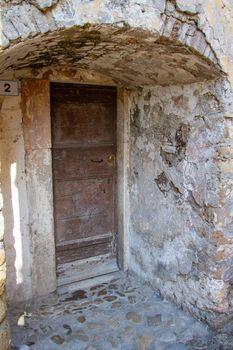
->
[9,272,233,350]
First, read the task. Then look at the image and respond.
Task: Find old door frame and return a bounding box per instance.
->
[116,87,130,271]
[8,75,130,304]
[51,82,120,283]
[49,80,130,280]
[49,81,130,274]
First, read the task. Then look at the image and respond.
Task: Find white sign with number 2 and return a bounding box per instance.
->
[0,80,19,96]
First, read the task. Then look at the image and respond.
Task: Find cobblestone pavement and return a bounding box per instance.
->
[9,272,233,350]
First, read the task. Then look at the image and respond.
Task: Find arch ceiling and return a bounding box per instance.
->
[0,1,222,86]
[0,25,221,86]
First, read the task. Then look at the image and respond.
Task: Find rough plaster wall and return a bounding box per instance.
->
[0,152,9,347]
[0,95,29,349]
[0,95,32,304]
[0,78,57,306]
[129,79,233,327]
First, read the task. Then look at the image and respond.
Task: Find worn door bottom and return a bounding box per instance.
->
[57,254,119,287]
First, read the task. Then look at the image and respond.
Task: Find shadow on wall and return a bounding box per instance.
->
[0,94,32,304]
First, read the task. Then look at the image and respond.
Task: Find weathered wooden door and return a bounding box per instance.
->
[51,83,118,286]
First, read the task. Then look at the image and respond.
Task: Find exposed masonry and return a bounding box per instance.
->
[0,0,222,87]
[128,78,233,328]
[162,1,219,65]
[0,0,219,66]
[2,0,220,67]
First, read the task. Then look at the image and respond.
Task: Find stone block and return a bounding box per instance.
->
[186,30,202,51]
[30,6,51,33]
[0,242,5,266]
[30,0,58,11]
[166,1,176,14]
[162,16,176,38]
[186,23,196,37]
[2,18,20,41]
[208,51,218,65]
[203,45,212,60]
[177,22,190,43]
[196,33,208,55]
[0,318,10,350]
[176,0,198,14]
[0,293,7,324]
[217,159,233,173]
[5,6,37,39]
[0,264,6,296]
[0,285,4,297]
[0,213,4,242]
[0,32,9,49]
[217,146,233,159]
[0,191,3,209]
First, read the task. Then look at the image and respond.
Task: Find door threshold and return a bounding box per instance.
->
[57,270,121,295]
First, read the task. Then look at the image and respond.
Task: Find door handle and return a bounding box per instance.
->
[107,154,115,165]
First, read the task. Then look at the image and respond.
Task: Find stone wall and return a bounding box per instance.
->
[0,99,10,350]
[0,0,233,337]
[129,78,233,327]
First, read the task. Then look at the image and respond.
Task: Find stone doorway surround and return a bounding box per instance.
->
[1,1,233,349]
[21,71,130,299]
[0,68,130,350]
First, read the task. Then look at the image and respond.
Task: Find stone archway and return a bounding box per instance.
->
[0,0,220,84]
[1,1,233,349]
